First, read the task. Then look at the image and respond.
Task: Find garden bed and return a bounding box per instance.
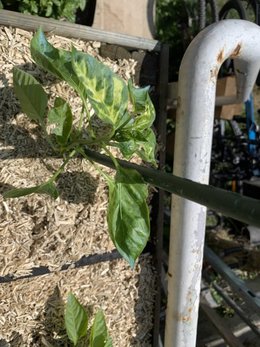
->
[0,24,163,346]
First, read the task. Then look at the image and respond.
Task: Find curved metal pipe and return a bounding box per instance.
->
[165,20,260,347]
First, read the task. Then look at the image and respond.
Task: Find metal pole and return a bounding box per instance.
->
[165,20,260,347]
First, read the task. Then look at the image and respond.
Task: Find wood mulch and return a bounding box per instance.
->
[0,26,156,346]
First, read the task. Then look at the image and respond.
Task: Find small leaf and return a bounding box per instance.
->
[48,97,73,146]
[128,80,155,130]
[3,181,59,199]
[107,166,150,267]
[72,48,128,129]
[65,292,88,346]
[116,128,157,165]
[90,310,113,347]
[13,67,48,123]
[135,128,157,165]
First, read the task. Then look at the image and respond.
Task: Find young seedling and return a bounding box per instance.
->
[4,28,157,267]
[65,292,113,346]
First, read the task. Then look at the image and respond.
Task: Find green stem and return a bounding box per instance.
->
[78,104,85,131]
[77,147,113,183]
[50,149,76,182]
[101,145,119,169]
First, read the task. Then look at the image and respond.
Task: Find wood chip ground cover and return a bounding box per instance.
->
[0,26,156,346]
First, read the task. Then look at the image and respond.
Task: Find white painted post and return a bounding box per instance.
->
[165,20,260,347]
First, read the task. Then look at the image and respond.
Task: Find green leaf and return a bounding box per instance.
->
[78,0,87,11]
[48,97,73,146]
[107,166,150,267]
[3,181,59,199]
[128,80,155,130]
[65,292,88,346]
[135,128,157,164]
[116,128,157,165]
[13,67,48,123]
[90,310,113,347]
[112,81,156,164]
[72,48,128,129]
[30,28,85,98]
[45,3,53,17]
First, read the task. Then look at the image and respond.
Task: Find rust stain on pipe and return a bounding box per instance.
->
[231,43,242,58]
[177,306,193,323]
[217,49,224,64]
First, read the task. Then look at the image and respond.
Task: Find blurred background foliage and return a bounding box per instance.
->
[0,0,88,22]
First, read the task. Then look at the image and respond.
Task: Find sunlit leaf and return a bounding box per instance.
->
[90,310,113,347]
[3,181,59,199]
[30,28,86,99]
[72,48,128,129]
[65,292,88,346]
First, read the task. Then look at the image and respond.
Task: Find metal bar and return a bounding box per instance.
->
[0,10,160,51]
[203,271,260,338]
[84,148,260,228]
[200,298,245,347]
[152,43,169,347]
[204,246,260,315]
[215,95,241,106]
[164,20,260,347]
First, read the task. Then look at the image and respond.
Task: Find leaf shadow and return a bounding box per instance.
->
[129,252,156,347]
[32,286,70,346]
[57,171,99,204]
[0,332,24,347]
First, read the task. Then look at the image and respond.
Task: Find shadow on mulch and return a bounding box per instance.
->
[31,286,69,346]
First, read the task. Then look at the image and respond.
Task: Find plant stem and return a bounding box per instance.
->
[51,149,76,182]
[101,145,119,169]
[78,104,85,131]
[77,147,113,183]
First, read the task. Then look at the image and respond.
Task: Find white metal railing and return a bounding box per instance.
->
[165,19,260,347]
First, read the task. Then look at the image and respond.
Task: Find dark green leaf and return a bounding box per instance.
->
[13,67,48,123]
[107,166,150,267]
[3,181,59,199]
[65,292,88,346]
[48,97,73,146]
[90,310,112,347]
[135,128,157,165]
[116,139,138,159]
[72,48,128,129]
[30,29,85,98]
[116,128,157,165]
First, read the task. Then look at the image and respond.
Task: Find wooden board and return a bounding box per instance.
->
[0,9,160,51]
